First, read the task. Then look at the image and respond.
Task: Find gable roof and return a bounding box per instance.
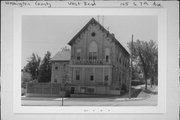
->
[67,18,129,56]
[51,49,71,61]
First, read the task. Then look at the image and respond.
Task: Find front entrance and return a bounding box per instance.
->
[71,87,75,94]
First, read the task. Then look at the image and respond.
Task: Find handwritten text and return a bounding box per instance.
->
[4,1,162,8]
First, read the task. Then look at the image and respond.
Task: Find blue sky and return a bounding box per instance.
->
[22,15,157,68]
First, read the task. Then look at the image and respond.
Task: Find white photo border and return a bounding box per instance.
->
[13,8,167,113]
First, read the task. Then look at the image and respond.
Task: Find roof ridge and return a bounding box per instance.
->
[51,49,71,61]
[67,17,129,55]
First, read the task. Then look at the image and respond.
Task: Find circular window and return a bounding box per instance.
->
[91,32,96,37]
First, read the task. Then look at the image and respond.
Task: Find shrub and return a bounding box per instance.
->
[121,84,127,92]
[131,80,144,86]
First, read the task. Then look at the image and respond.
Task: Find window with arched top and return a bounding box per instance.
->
[76,49,81,60]
[105,48,110,62]
[119,53,122,64]
[89,41,98,60]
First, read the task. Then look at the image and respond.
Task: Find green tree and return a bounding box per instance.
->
[128,40,158,90]
[132,62,142,80]
[24,53,41,80]
[148,41,158,86]
[21,70,31,87]
[38,51,51,83]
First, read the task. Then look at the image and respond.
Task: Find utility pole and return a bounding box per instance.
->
[59,85,64,106]
[62,94,64,106]
[129,34,133,99]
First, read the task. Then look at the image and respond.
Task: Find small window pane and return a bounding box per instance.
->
[76,75,80,80]
[106,56,109,62]
[93,52,97,60]
[89,52,93,60]
[76,70,80,80]
[55,66,58,70]
[77,52,81,60]
[77,56,80,60]
[91,32,96,37]
[90,75,94,81]
[105,75,108,81]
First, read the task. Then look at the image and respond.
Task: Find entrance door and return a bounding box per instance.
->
[71,87,75,94]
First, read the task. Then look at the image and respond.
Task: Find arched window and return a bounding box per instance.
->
[89,41,98,60]
[76,70,80,80]
[105,48,110,62]
[76,49,81,60]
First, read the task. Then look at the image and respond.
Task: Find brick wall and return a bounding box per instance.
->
[70,23,129,89]
[51,61,69,83]
[51,20,130,94]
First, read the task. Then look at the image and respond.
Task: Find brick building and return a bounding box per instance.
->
[51,18,130,95]
[51,48,71,84]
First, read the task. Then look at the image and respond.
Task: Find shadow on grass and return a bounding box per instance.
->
[119,88,142,98]
[131,89,142,98]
